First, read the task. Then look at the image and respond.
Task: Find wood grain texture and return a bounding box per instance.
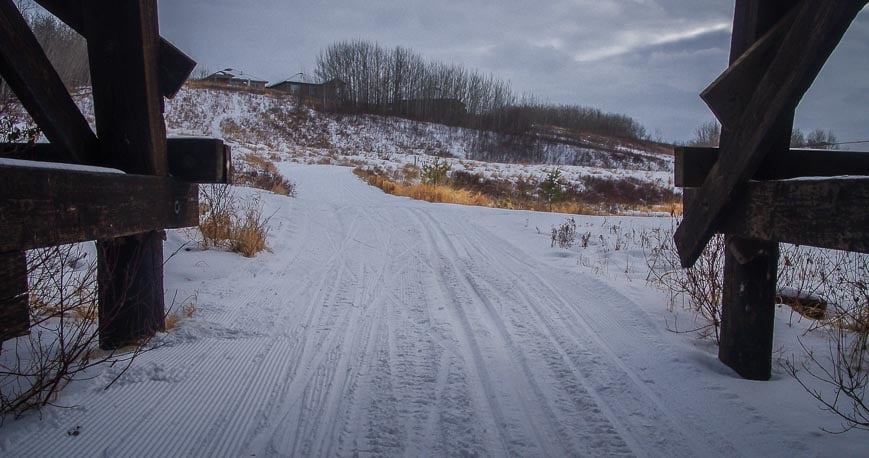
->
[674,147,869,187]
[2,138,232,184]
[0,251,29,343]
[719,178,869,253]
[704,3,799,128]
[84,0,168,176]
[0,164,198,252]
[674,0,865,267]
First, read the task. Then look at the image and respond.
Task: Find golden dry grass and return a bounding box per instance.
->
[357,170,492,207]
[199,185,270,257]
[355,167,681,217]
[165,301,197,331]
[235,154,295,196]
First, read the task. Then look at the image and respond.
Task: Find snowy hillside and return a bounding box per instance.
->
[157,87,675,196]
[1,165,866,455]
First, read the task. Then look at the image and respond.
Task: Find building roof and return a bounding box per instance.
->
[206,68,268,84]
[267,73,328,88]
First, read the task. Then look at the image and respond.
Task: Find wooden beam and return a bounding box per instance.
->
[718,178,869,253]
[675,147,869,187]
[84,0,168,176]
[0,164,198,253]
[674,0,866,268]
[704,3,800,128]
[0,251,29,343]
[33,0,195,98]
[84,0,171,350]
[719,240,779,380]
[1,137,232,183]
[0,0,98,165]
[167,138,231,183]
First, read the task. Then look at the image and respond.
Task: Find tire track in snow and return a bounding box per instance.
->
[415,207,638,456]
[453,215,740,456]
[410,207,549,456]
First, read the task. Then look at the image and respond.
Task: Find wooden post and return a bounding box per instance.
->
[0,251,29,347]
[717,0,791,380]
[97,232,165,349]
[83,0,168,349]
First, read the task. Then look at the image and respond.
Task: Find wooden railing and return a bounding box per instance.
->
[0,0,229,348]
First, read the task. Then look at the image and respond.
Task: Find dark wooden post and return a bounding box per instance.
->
[0,252,29,349]
[717,0,792,380]
[83,0,168,349]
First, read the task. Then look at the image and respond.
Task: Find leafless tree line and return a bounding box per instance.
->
[315,40,650,141]
[689,120,839,150]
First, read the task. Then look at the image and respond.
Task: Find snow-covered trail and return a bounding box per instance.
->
[3,165,860,457]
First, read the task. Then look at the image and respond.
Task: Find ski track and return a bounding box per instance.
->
[4,165,814,457]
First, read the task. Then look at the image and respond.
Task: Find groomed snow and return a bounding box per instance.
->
[1,165,866,456]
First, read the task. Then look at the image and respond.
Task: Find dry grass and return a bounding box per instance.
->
[234,154,296,197]
[199,184,271,257]
[355,169,492,207]
[165,301,197,331]
[356,166,679,217]
[229,198,270,257]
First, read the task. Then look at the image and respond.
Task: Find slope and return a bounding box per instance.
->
[1,165,863,457]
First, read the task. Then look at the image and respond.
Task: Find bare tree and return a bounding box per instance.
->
[688,120,721,147]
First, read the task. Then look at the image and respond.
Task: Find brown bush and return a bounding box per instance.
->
[199,185,271,257]
[232,154,296,197]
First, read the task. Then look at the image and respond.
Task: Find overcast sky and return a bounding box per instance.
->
[158,1,868,144]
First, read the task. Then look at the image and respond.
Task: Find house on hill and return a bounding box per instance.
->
[268,74,346,108]
[201,68,268,89]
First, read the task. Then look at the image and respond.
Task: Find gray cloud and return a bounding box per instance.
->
[158,1,868,143]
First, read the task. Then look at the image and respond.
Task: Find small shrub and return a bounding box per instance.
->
[551,218,577,249]
[199,184,236,249]
[229,196,270,257]
[540,168,563,210]
[198,185,270,257]
[233,154,296,197]
[645,222,725,342]
[165,297,197,331]
[1,244,146,415]
[420,157,451,185]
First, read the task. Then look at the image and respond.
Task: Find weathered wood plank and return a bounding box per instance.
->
[675,147,869,187]
[0,164,198,253]
[0,0,98,165]
[0,251,29,343]
[33,0,195,98]
[704,3,799,128]
[1,138,232,183]
[167,138,231,183]
[84,0,168,176]
[719,240,779,380]
[84,0,170,349]
[714,0,794,381]
[719,178,869,253]
[97,231,165,349]
[674,0,866,268]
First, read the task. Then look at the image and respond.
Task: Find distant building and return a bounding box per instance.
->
[202,68,268,89]
[268,74,346,108]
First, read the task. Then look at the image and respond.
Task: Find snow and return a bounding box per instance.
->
[0,158,124,174]
[1,164,866,456]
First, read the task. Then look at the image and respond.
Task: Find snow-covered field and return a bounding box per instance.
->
[1,165,865,456]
